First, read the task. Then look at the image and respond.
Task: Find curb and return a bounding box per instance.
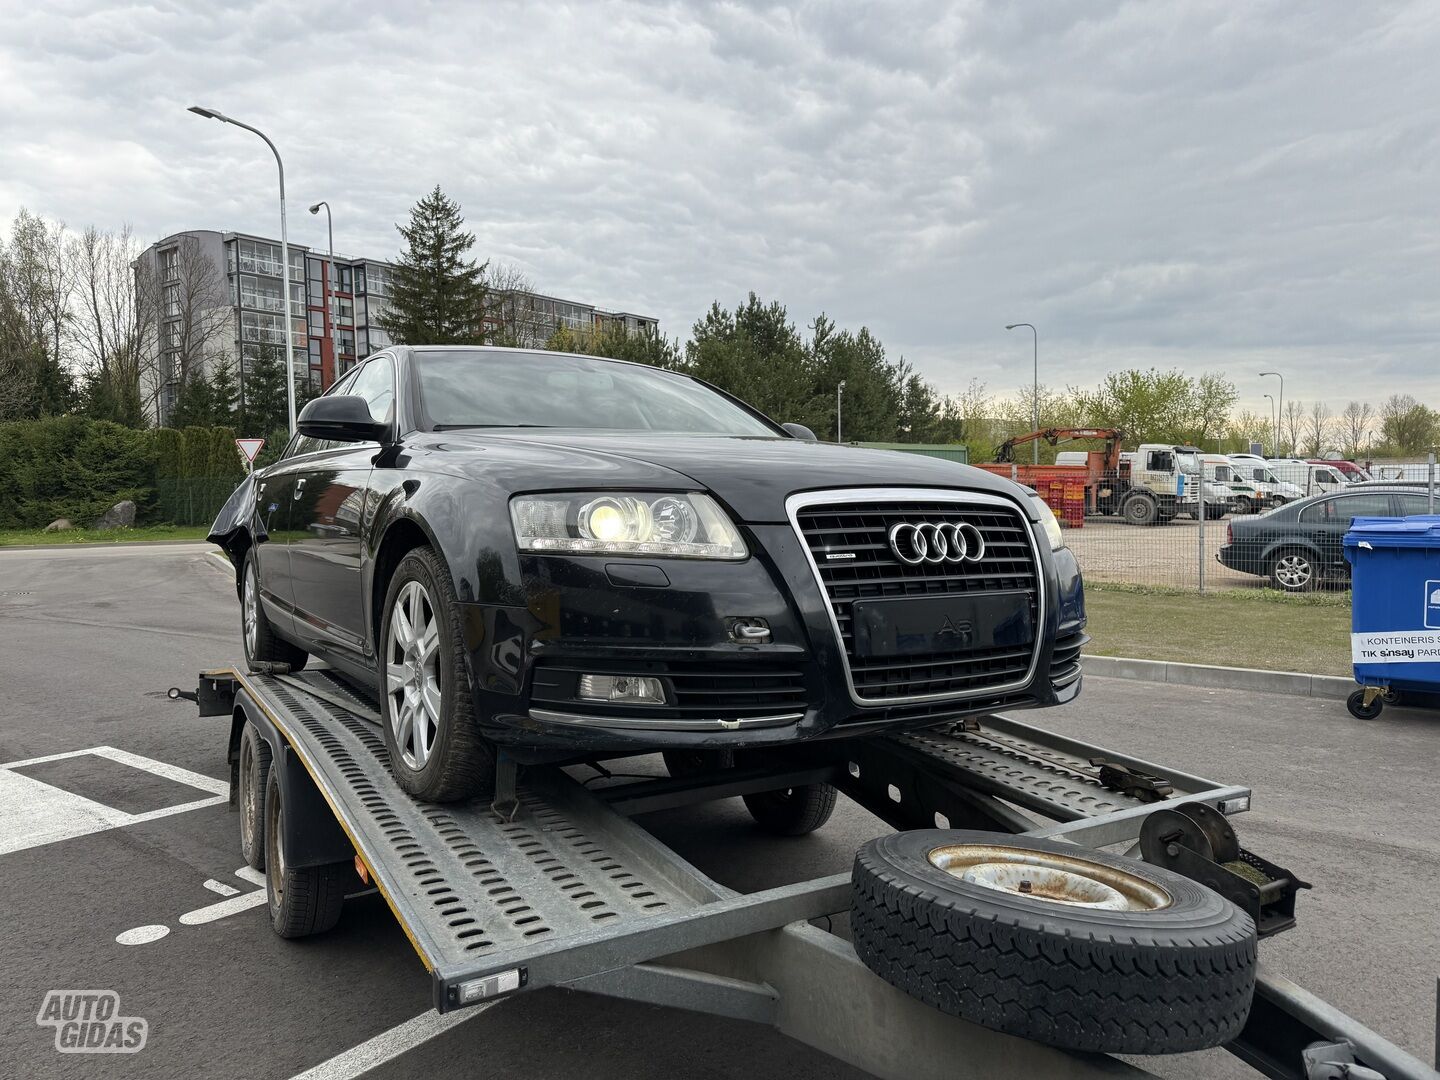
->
[1082,654,1354,700]
[0,538,216,552]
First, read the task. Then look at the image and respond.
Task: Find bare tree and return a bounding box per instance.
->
[69,224,146,423]
[1340,401,1374,459]
[1301,400,1331,457]
[0,209,70,418]
[1280,399,1304,456]
[483,262,548,347]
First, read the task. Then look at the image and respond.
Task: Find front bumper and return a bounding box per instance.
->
[460,518,1088,754]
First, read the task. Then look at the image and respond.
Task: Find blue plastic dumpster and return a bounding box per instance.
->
[1342,514,1440,718]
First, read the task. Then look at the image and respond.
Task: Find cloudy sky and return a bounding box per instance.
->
[2,0,1436,417]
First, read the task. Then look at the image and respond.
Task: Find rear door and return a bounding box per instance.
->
[1299,492,1398,574]
[288,356,395,667]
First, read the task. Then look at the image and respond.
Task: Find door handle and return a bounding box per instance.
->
[294,478,307,499]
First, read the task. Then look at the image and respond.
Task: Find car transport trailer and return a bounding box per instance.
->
[183,664,1438,1080]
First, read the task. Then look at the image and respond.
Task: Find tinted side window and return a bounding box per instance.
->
[1396,494,1436,516]
[1301,494,1394,523]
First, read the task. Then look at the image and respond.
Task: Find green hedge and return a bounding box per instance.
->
[0,418,245,529]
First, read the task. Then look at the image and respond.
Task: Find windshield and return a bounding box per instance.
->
[413,350,781,436]
[1177,451,1201,474]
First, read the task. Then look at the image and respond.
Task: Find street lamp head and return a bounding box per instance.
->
[1259,371,1280,377]
[1005,324,1018,330]
[308,202,324,215]
[187,105,222,120]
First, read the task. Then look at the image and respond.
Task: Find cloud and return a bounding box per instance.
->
[1,0,1437,417]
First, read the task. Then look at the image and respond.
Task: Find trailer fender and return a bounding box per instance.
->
[231,691,354,870]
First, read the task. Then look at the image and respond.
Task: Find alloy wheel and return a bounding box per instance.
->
[243,561,259,656]
[1275,554,1312,590]
[386,580,442,770]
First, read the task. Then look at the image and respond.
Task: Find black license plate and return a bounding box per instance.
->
[850,592,1033,659]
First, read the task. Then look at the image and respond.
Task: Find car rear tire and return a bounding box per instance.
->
[241,551,307,671]
[742,784,837,836]
[851,830,1257,1055]
[264,768,348,938]
[238,722,271,871]
[1268,549,1316,592]
[379,547,496,803]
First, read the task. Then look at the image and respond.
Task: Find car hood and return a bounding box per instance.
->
[423,431,1032,523]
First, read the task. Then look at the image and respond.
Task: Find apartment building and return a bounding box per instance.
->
[136,229,654,426]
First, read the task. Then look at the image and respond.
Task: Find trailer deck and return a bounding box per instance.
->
[196,665,1439,1080]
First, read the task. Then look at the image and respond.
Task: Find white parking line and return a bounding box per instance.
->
[287,1004,498,1080]
[178,867,268,925]
[0,746,227,856]
[204,879,240,897]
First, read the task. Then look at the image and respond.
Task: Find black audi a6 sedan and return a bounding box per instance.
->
[210,346,1086,807]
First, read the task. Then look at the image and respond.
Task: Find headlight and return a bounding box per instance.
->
[510,492,747,559]
[1027,494,1065,551]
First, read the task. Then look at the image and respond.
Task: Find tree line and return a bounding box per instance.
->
[4,191,1437,461]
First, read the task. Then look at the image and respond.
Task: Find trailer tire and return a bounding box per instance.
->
[264,768,348,938]
[742,783,837,836]
[242,551,307,671]
[851,830,1257,1055]
[238,722,271,871]
[1121,493,1158,526]
[379,547,496,803]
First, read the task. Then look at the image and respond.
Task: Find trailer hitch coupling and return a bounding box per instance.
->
[1139,801,1310,937]
[1301,1039,1387,1080]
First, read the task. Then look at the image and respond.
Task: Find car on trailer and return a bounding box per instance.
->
[209,346,1086,826]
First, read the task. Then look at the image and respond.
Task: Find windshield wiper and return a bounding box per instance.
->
[432,424,556,431]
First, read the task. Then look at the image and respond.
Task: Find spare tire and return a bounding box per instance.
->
[851,830,1257,1055]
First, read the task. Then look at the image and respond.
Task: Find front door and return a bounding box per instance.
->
[288,356,395,668]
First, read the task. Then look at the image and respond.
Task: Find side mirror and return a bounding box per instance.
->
[297,395,389,443]
[782,422,818,442]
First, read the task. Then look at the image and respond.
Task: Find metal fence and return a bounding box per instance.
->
[1054,466,1439,593]
[152,477,241,527]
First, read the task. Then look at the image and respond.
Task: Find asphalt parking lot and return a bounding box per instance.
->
[1,541,1435,1080]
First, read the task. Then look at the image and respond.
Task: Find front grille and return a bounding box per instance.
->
[794,495,1041,703]
[531,660,807,719]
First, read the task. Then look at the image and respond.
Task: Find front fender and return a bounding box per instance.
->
[207,472,259,572]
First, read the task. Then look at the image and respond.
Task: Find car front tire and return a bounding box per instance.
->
[241,550,307,670]
[379,547,496,803]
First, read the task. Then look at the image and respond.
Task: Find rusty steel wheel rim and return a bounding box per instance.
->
[927,844,1172,912]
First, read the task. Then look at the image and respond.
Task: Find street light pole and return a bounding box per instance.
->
[1260,371,1284,455]
[189,106,298,433]
[836,380,846,444]
[1006,323,1039,462]
[1263,393,1276,456]
[309,201,336,384]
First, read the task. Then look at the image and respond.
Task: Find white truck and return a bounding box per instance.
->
[1201,454,1268,514]
[1228,457,1303,506]
[1266,459,1348,497]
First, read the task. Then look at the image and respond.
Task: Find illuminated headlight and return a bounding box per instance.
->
[1027,494,1065,551]
[577,674,666,705]
[510,492,747,559]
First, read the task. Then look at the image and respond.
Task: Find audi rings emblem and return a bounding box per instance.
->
[887,521,986,565]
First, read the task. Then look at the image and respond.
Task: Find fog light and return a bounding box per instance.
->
[577,674,666,705]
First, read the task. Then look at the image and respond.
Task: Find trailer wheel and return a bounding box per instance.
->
[1121,493,1158,526]
[379,547,496,802]
[742,784,837,836]
[851,830,1257,1055]
[238,722,271,871]
[241,551,307,671]
[264,768,348,938]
